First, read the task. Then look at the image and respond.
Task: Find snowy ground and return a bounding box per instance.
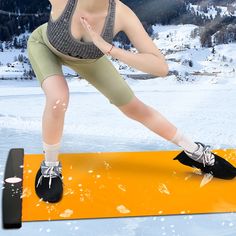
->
[1,75,236,235]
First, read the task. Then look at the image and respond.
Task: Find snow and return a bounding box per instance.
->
[151,24,235,80]
[188,3,236,19]
[152,24,201,50]
[1,72,236,235]
[1,24,236,235]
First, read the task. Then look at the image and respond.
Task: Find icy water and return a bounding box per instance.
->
[1,78,236,235]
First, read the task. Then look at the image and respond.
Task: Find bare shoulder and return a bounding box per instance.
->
[116,0,133,14]
[113,0,135,34]
[114,0,164,58]
[114,0,139,32]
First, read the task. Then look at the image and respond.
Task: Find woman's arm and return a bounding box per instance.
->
[80,1,168,77]
[109,2,169,77]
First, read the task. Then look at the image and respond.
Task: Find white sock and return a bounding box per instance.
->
[43,141,60,166]
[170,128,198,153]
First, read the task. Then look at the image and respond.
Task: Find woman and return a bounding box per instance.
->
[27,0,235,203]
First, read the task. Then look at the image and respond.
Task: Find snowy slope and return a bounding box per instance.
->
[152,24,236,83]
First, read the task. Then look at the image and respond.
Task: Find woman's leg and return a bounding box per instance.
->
[67,55,213,165]
[117,95,177,140]
[42,75,69,143]
[69,55,199,153]
[41,75,69,165]
[117,95,218,166]
[117,95,199,152]
[30,74,69,203]
[27,24,69,202]
[27,24,67,166]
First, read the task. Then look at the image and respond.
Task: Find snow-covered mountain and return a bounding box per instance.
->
[187,3,236,19]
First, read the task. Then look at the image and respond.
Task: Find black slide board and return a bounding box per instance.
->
[2,148,24,229]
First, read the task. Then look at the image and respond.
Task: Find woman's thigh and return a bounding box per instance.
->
[27,24,64,87]
[66,55,135,107]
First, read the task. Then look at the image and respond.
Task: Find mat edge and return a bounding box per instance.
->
[2,148,24,229]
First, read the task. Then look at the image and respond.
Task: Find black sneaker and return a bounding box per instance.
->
[35,160,63,203]
[173,142,236,180]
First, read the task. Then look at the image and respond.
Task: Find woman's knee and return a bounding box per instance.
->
[118,96,151,120]
[42,75,70,113]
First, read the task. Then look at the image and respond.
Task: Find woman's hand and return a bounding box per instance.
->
[80,16,112,54]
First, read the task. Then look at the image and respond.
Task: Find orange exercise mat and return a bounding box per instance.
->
[2,148,236,229]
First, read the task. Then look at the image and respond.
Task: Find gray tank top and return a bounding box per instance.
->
[46,0,116,59]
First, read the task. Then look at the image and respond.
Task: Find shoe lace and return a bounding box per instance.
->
[195,144,215,167]
[36,165,62,189]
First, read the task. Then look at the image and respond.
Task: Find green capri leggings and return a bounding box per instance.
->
[26,22,135,106]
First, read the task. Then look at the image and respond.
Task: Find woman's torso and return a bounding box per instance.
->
[46,0,122,59]
[49,0,122,42]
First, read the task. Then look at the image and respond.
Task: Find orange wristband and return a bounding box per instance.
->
[106,44,114,55]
